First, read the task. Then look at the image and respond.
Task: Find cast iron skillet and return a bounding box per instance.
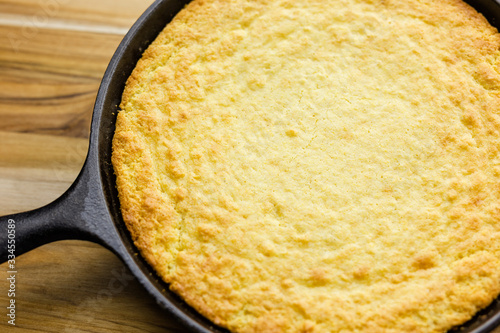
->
[2,0,500,332]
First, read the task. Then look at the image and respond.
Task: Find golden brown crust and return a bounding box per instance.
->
[112,0,500,332]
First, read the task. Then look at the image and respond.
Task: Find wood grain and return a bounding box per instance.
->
[0,0,184,332]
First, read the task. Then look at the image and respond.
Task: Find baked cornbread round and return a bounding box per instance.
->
[112,0,500,332]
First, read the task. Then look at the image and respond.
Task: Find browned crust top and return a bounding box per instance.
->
[112,1,500,332]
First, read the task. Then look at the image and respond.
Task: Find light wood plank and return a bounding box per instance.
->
[0,25,124,79]
[0,241,184,333]
[0,131,87,215]
[0,0,154,29]
[0,25,122,137]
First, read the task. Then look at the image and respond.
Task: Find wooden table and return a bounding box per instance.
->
[0,0,184,331]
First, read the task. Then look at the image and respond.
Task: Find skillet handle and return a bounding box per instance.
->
[0,163,112,263]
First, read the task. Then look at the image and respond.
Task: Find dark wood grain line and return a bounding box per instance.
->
[0,114,93,138]
[0,90,95,105]
[0,60,108,81]
[0,65,100,82]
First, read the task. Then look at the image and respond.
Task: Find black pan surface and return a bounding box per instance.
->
[2,0,500,332]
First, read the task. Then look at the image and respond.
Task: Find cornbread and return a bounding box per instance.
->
[112,0,500,332]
